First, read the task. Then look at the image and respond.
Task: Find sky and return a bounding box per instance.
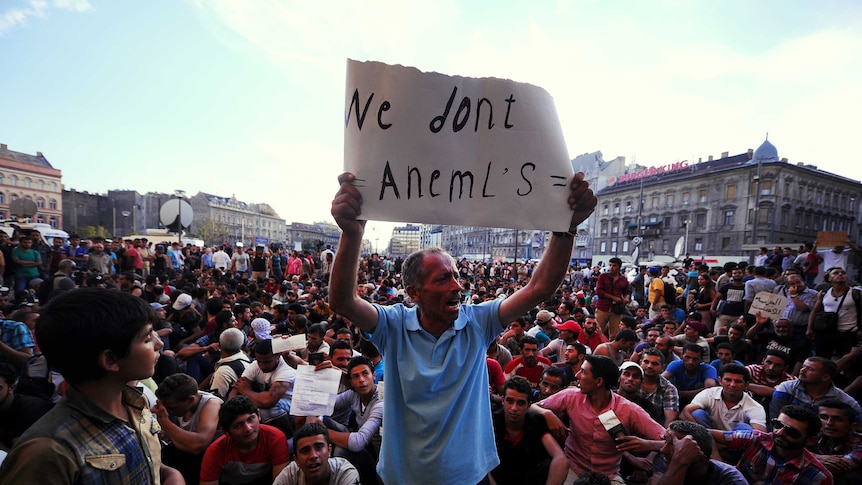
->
[1,0,860,248]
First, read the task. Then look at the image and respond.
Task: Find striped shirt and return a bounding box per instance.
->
[727,430,833,485]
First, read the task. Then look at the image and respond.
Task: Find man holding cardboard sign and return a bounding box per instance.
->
[329,170,596,484]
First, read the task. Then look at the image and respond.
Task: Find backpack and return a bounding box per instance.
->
[15,354,55,401]
[212,359,248,398]
[663,280,677,306]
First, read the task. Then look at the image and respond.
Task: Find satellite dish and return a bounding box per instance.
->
[160,199,194,232]
[673,236,685,259]
[9,199,37,219]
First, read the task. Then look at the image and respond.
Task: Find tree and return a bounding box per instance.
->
[196,221,229,247]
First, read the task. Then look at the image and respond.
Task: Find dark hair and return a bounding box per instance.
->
[584,355,619,389]
[718,363,750,382]
[668,420,713,456]
[620,316,637,330]
[205,297,224,315]
[641,347,666,365]
[359,339,381,359]
[307,323,327,338]
[347,356,375,376]
[234,304,250,318]
[615,329,638,343]
[254,339,274,356]
[682,343,704,358]
[566,342,587,357]
[806,356,837,378]
[155,373,198,401]
[763,349,790,365]
[542,365,570,387]
[293,422,331,446]
[36,288,155,385]
[519,335,539,349]
[715,342,734,354]
[729,324,746,334]
[0,362,18,387]
[329,339,352,357]
[608,257,622,266]
[779,404,821,437]
[218,395,259,430]
[503,375,532,397]
[817,399,856,423]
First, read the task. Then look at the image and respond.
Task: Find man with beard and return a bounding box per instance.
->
[490,376,568,485]
[559,342,587,387]
[650,420,747,484]
[747,316,811,376]
[329,171,597,485]
[711,267,746,334]
[712,405,833,484]
[770,357,862,426]
[682,364,767,432]
[639,348,680,426]
[85,242,113,276]
[578,314,608,351]
[746,349,797,408]
[505,335,553,388]
[808,399,862,484]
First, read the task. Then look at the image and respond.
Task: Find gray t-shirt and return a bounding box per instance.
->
[272,457,359,485]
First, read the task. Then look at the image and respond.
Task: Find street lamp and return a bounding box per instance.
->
[683,218,691,255]
[174,190,186,242]
[121,210,131,236]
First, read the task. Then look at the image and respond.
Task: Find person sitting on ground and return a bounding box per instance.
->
[709,342,745,374]
[808,399,862,485]
[681,363,767,432]
[592,329,638,366]
[229,338,297,437]
[745,349,796,408]
[505,335,553,388]
[153,372,223,485]
[710,404,833,484]
[208,327,252,399]
[491,375,568,485]
[662,343,718,406]
[272,422,360,485]
[649,420,747,484]
[199,395,289,485]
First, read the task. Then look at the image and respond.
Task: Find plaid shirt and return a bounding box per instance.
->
[811,433,862,465]
[726,430,833,485]
[0,385,162,485]
[0,319,35,364]
[639,375,679,424]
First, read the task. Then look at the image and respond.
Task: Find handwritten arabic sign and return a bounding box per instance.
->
[748,291,787,322]
[344,60,575,230]
[818,231,849,248]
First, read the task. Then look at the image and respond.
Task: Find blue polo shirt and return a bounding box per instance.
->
[665,359,717,391]
[368,299,503,485]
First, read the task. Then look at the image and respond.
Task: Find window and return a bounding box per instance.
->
[611,241,617,253]
[49,199,57,210]
[694,238,703,251]
[603,204,609,215]
[816,191,822,204]
[622,241,629,253]
[698,189,707,203]
[600,221,608,236]
[761,180,773,195]
[785,182,791,198]
[695,212,706,229]
[682,192,690,205]
[651,196,659,208]
[781,209,789,227]
[600,242,606,253]
[614,203,620,215]
[662,239,669,252]
[664,216,673,228]
[49,218,57,229]
[626,201,632,213]
[37,198,45,209]
[36,216,44,224]
[0,174,4,184]
[10,194,17,201]
[24,178,31,188]
[38,180,44,190]
[726,184,736,199]
[10,176,17,187]
[612,222,619,234]
[666,195,674,207]
[0,193,4,204]
[721,237,731,250]
[724,210,734,226]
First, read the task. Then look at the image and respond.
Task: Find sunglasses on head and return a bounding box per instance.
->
[771,419,804,440]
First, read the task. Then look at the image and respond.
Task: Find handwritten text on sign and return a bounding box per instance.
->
[748,291,787,322]
[344,60,574,231]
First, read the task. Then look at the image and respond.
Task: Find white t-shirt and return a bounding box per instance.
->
[241,356,296,415]
[689,386,766,431]
[273,457,359,485]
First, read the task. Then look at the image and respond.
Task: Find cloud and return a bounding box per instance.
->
[0,0,91,35]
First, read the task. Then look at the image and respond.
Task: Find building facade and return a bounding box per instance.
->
[191,193,286,247]
[0,144,63,228]
[286,222,341,253]
[591,140,862,268]
[388,224,421,257]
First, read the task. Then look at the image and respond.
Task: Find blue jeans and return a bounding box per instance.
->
[692,408,753,432]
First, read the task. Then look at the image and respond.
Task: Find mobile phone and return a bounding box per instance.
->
[308,352,325,366]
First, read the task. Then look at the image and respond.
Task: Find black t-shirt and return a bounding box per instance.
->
[0,393,54,448]
[718,282,746,316]
[491,410,552,485]
[753,331,811,368]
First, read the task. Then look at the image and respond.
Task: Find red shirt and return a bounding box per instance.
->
[200,424,289,482]
[504,355,553,387]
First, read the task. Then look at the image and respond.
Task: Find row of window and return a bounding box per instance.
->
[0,174,60,192]
[0,193,59,209]
[602,181,856,215]
[0,211,58,228]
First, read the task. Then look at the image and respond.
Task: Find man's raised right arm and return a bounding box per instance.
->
[329,172,379,333]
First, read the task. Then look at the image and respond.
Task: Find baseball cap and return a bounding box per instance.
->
[534,310,555,325]
[172,293,193,310]
[554,319,582,334]
[150,302,167,310]
[620,361,644,376]
[685,319,707,335]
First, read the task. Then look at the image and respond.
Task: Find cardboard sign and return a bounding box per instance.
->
[344,60,575,231]
[817,231,849,248]
[748,291,787,322]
